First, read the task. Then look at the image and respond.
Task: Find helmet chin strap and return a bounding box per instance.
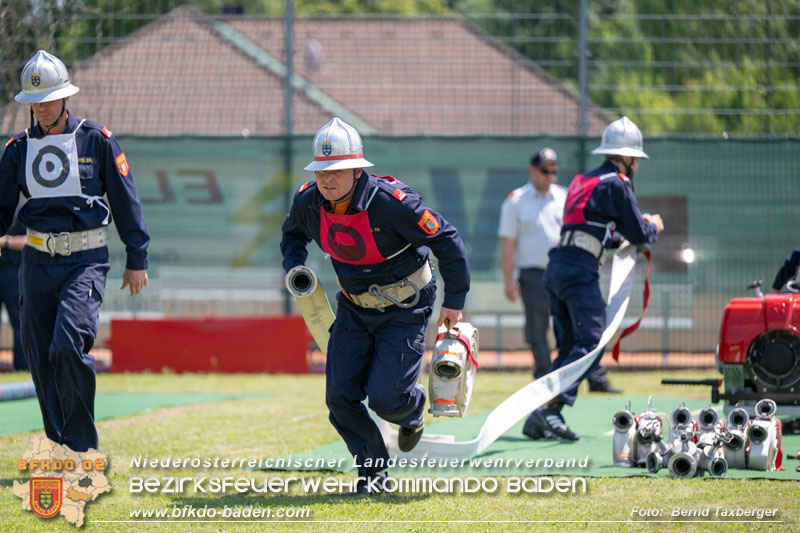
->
[44,100,67,134]
[612,156,635,187]
[32,99,67,135]
[622,158,635,183]
[330,169,360,205]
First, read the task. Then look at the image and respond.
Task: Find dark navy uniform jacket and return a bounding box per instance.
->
[773,246,800,291]
[281,171,470,310]
[0,113,149,270]
[561,160,658,253]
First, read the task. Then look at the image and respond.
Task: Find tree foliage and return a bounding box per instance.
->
[453,0,800,135]
[2,0,797,135]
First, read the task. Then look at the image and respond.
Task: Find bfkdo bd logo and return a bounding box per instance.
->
[14,442,111,527]
[30,477,63,518]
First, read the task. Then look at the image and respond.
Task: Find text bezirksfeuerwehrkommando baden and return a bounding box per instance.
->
[128,455,589,495]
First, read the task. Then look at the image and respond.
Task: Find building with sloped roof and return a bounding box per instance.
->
[0,9,607,137]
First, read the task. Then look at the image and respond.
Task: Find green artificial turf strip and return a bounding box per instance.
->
[0,391,262,436]
[274,395,799,479]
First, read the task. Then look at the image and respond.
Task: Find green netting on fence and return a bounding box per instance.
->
[3,136,798,352]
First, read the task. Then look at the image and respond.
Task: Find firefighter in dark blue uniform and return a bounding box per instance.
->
[524,117,663,441]
[0,50,149,452]
[281,118,470,495]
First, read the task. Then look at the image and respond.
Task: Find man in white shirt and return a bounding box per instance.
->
[498,148,621,395]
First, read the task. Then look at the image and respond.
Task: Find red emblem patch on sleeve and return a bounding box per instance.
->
[298,181,310,194]
[115,152,130,177]
[5,137,13,148]
[101,127,113,138]
[417,209,440,235]
[392,188,407,202]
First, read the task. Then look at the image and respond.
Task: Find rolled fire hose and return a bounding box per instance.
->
[285,265,335,354]
[374,241,641,459]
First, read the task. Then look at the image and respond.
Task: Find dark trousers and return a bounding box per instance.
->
[20,259,108,452]
[518,267,552,379]
[326,282,434,477]
[0,264,24,370]
[543,249,606,406]
[519,266,610,384]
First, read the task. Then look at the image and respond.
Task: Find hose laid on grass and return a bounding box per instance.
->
[0,380,36,402]
[375,241,641,459]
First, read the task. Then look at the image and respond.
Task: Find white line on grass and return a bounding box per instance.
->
[94,520,783,524]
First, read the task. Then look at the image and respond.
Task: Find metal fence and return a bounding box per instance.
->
[464,1,800,138]
[2,2,798,137]
[0,1,798,362]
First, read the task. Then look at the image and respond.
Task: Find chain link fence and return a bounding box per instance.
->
[1,1,798,364]
[3,1,797,136]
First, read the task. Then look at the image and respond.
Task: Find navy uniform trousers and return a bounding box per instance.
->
[542,248,605,406]
[520,265,612,385]
[325,281,435,477]
[20,253,109,452]
[0,264,24,369]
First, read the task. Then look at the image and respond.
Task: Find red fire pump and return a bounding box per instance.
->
[664,281,800,419]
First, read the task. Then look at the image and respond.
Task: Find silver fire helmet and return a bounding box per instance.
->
[591,116,649,159]
[304,117,373,171]
[15,50,79,104]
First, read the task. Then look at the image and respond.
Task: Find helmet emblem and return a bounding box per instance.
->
[31,73,40,87]
[322,140,332,156]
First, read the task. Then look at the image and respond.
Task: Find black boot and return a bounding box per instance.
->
[398,419,424,452]
[528,401,579,441]
[523,413,556,440]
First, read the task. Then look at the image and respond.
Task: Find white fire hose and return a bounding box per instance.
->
[287,243,641,460]
[376,242,640,459]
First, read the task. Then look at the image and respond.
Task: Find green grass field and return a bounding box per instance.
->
[1,369,797,532]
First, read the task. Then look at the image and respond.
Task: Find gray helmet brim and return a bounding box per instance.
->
[304,158,374,171]
[15,84,79,104]
[591,146,649,159]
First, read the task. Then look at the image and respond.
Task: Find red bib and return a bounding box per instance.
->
[563,174,600,225]
[320,208,388,265]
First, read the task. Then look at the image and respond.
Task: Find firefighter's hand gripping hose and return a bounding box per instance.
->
[285,266,336,355]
